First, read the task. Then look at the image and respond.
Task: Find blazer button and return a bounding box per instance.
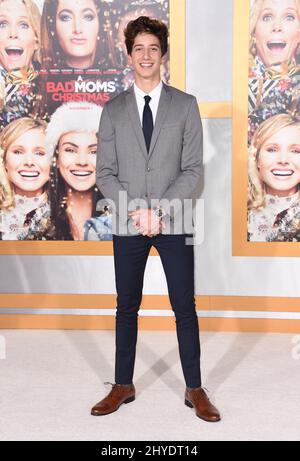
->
[147,167,150,172]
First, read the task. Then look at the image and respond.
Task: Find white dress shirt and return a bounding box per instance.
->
[133,81,163,126]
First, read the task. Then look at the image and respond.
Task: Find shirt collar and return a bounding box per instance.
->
[134,81,163,99]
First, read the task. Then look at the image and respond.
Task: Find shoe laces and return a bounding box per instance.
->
[104,382,114,387]
[104,382,119,396]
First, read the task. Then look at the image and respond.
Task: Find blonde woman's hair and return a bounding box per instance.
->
[0,0,41,65]
[0,150,13,209]
[0,117,47,209]
[248,113,300,210]
[250,0,300,58]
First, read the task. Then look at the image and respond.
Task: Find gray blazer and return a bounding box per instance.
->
[96,83,203,235]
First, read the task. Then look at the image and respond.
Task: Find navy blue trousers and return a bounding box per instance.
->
[113,233,201,388]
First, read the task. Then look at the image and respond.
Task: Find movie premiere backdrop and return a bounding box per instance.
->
[0,0,169,246]
[233,0,300,257]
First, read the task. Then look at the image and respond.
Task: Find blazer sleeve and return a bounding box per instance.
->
[162,96,203,204]
[96,103,136,223]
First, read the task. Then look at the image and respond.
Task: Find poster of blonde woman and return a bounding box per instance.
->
[0,0,171,245]
[233,0,300,256]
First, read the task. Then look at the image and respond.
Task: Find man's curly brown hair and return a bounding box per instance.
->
[124,16,168,57]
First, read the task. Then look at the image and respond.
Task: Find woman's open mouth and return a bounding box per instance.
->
[271,169,294,178]
[18,170,40,179]
[70,170,93,177]
[5,46,24,59]
[267,41,287,55]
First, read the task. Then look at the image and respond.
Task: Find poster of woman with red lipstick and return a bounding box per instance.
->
[45,101,112,241]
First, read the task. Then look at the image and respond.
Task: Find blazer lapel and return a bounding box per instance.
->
[148,83,172,158]
[125,83,172,160]
[125,86,148,159]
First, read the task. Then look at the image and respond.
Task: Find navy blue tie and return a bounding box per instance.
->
[142,95,153,153]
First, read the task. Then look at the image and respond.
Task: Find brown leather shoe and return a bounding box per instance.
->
[185,387,221,422]
[91,383,135,416]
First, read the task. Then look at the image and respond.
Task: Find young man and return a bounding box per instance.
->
[93,16,220,422]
